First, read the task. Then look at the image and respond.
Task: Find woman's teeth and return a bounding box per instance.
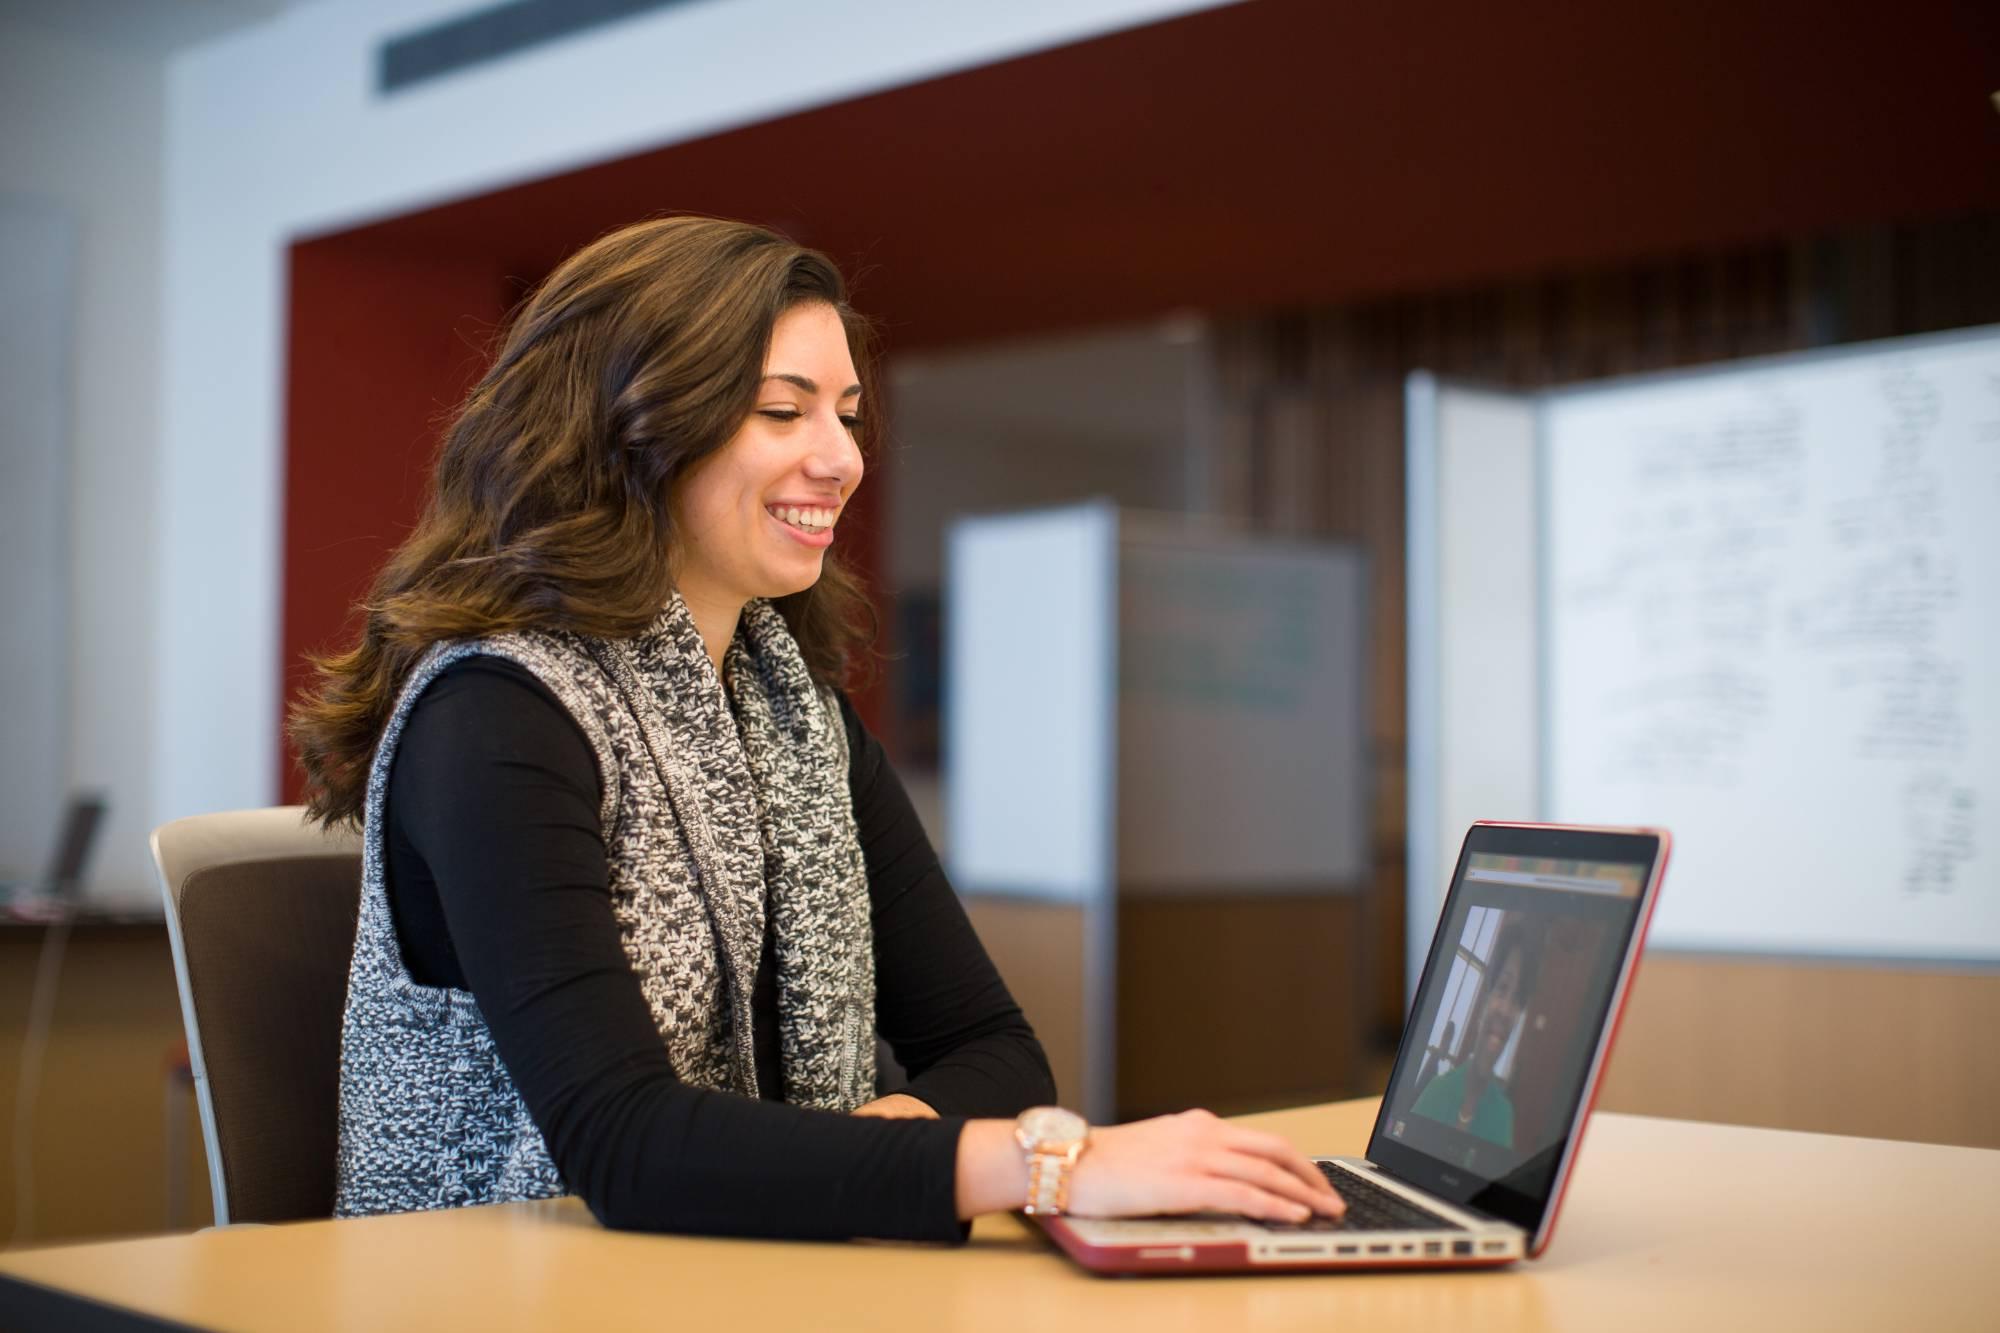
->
[770,505,834,533]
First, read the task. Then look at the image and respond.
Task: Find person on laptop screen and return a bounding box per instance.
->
[1410,916,1543,1148]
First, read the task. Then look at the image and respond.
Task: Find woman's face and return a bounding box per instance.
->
[670,301,864,611]
[1472,947,1526,1076]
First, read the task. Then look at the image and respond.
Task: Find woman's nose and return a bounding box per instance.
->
[805,412,863,487]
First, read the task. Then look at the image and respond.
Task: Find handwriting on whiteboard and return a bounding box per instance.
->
[1558,356,1985,897]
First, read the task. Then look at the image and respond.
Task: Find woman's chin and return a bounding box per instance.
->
[757,558,825,600]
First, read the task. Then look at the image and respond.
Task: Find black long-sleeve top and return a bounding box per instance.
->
[381,657,1055,1241]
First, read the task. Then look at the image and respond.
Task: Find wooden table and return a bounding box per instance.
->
[2,1099,1994,1332]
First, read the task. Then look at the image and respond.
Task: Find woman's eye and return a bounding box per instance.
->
[757,409,802,422]
[839,415,862,431]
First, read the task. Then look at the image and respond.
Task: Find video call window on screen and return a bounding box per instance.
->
[1390,855,1643,1175]
[1409,902,1531,1147]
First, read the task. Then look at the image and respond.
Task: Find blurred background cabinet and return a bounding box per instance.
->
[0,919,212,1244]
[944,505,1371,1120]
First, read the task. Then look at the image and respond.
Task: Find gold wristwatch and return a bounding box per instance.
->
[1014,1106,1091,1216]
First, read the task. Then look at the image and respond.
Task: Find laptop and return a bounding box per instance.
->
[1,792,108,918]
[1035,820,1670,1274]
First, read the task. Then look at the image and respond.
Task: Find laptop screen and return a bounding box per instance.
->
[1369,824,1662,1236]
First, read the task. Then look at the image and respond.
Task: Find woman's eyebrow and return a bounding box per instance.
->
[763,373,863,398]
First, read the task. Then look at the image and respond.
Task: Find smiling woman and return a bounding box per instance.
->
[671,302,865,671]
[286,216,1345,1242]
[290,218,880,814]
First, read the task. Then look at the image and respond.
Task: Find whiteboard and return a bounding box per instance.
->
[1545,327,2000,961]
[1115,524,1369,892]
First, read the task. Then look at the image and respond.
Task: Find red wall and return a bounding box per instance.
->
[280,0,2000,795]
[280,241,512,799]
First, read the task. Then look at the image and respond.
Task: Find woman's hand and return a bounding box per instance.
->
[1065,1109,1345,1223]
[851,1093,939,1119]
[954,1108,1344,1223]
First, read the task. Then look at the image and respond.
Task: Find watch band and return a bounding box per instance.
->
[1024,1143,1084,1215]
[1015,1106,1090,1216]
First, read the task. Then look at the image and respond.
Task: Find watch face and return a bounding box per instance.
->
[1018,1106,1087,1148]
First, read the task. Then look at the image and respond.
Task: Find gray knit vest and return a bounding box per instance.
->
[332,596,876,1218]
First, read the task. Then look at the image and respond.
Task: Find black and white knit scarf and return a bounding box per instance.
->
[333,594,874,1218]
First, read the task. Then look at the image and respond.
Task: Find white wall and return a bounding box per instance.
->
[153,0,1232,846]
[1404,375,1542,992]
[0,22,167,901]
[0,199,75,884]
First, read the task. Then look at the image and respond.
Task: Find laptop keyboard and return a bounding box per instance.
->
[1257,1164,1464,1233]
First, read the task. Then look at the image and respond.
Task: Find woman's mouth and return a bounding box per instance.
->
[767,504,836,548]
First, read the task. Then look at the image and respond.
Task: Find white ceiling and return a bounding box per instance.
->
[0,0,324,55]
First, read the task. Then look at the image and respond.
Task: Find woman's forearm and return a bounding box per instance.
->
[899,1026,1058,1119]
[954,1119,1029,1219]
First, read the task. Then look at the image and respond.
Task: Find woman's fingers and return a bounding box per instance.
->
[850,1093,939,1119]
[1220,1127,1346,1212]
[1211,1150,1346,1217]
[1202,1179,1314,1223]
[1063,1110,1350,1223]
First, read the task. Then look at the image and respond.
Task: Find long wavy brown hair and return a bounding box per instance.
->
[291,216,879,826]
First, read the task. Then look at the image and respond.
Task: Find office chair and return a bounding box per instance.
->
[152,806,362,1225]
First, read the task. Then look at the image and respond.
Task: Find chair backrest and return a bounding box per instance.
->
[152,806,362,1225]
